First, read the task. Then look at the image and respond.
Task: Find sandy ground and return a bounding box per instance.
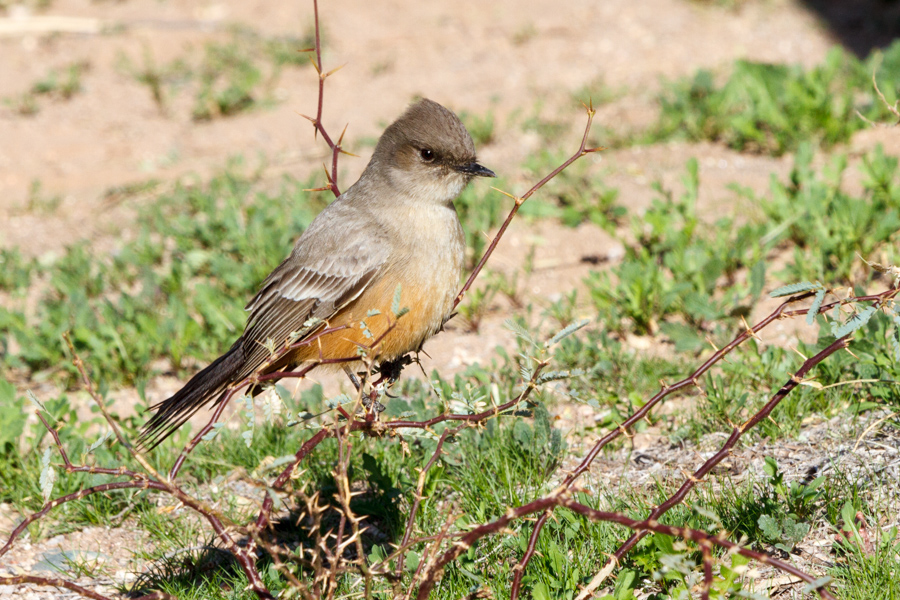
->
[1,0,898,597]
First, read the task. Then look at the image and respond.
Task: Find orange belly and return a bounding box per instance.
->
[292,269,451,364]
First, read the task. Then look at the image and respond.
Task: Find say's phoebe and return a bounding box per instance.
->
[138,99,495,448]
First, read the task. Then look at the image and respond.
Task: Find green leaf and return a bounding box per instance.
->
[391,284,403,318]
[87,431,113,454]
[758,514,781,540]
[26,389,47,414]
[807,287,826,325]
[40,446,57,504]
[547,318,590,346]
[201,422,224,441]
[841,501,855,523]
[833,305,877,338]
[0,381,26,449]
[769,281,821,297]
[266,487,283,511]
[404,551,420,572]
[802,577,833,594]
[504,318,538,348]
[532,581,551,600]
[536,370,580,385]
[749,259,766,298]
[659,321,706,352]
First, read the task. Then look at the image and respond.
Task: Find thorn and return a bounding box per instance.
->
[308,55,321,73]
[788,345,808,361]
[491,186,525,206]
[324,63,347,79]
[296,112,316,124]
[490,186,519,201]
[338,147,359,158]
[337,123,350,145]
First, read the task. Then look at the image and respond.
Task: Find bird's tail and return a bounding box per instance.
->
[137,340,245,450]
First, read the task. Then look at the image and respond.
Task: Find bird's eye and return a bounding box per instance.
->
[419,148,435,162]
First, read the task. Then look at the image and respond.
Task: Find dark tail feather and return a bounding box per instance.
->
[137,341,245,450]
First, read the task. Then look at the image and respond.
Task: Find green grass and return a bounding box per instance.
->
[583,144,900,354]
[116,27,314,119]
[742,143,900,285]
[830,513,900,599]
[0,164,330,389]
[3,60,89,115]
[645,41,900,155]
[586,158,768,341]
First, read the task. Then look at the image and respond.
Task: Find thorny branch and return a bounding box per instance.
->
[506,286,899,598]
[454,101,602,309]
[298,0,351,197]
[415,493,840,600]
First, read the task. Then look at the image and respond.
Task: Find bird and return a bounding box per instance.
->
[138,98,496,449]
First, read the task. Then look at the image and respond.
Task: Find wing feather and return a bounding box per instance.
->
[235,241,387,381]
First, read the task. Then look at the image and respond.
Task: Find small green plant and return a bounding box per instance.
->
[456,275,501,333]
[756,457,821,552]
[3,61,89,115]
[646,41,900,155]
[31,61,89,99]
[0,248,33,292]
[522,149,624,229]
[454,179,510,269]
[522,103,570,146]
[116,45,191,114]
[571,75,623,108]
[0,164,330,387]
[24,179,63,214]
[587,158,766,339]
[829,501,900,599]
[116,28,313,120]
[193,27,315,120]
[739,144,900,285]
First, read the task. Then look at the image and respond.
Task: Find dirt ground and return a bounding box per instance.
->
[1,0,898,597]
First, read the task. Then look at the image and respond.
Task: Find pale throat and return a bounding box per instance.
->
[389,167,469,206]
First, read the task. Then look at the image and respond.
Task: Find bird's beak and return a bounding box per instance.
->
[455,161,496,178]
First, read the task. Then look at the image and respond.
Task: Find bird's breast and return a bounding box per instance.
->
[294,203,464,363]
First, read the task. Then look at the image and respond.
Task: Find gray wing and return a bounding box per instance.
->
[236,239,388,380]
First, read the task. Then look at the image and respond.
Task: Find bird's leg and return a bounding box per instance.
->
[360,354,415,419]
[341,364,385,416]
[342,365,362,392]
